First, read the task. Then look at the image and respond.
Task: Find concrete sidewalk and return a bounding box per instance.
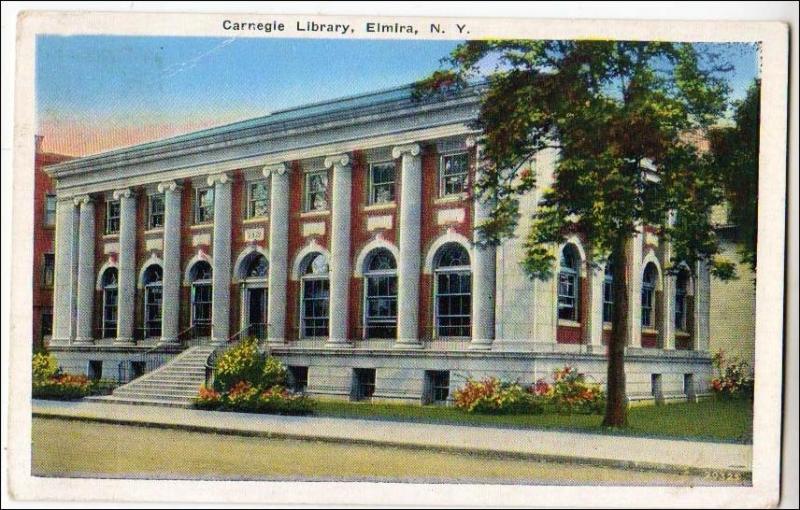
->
[32,399,751,477]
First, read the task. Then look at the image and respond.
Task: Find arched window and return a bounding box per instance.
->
[641,263,658,328]
[143,265,163,338]
[602,260,614,323]
[363,249,397,339]
[245,253,269,279]
[434,243,471,337]
[558,244,581,321]
[675,268,690,331]
[189,261,213,337]
[300,253,329,338]
[101,267,118,338]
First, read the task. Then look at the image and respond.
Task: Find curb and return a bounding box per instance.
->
[32,409,752,482]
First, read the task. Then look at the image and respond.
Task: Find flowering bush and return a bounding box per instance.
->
[262,356,288,389]
[32,373,93,400]
[214,338,263,391]
[224,380,260,410]
[195,385,223,410]
[543,366,605,415]
[454,377,544,415]
[711,351,754,400]
[255,386,315,415]
[32,352,59,383]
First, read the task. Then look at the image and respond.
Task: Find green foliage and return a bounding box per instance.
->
[711,350,754,400]
[33,374,93,400]
[546,366,606,415]
[214,338,264,391]
[32,352,59,383]
[709,79,760,270]
[454,377,545,415]
[262,356,288,389]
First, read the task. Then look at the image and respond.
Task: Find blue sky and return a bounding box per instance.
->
[35,36,759,156]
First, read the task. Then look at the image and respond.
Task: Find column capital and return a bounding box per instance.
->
[73,194,93,207]
[324,153,350,170]
[112,188,135,200]
[391,143,421,159]
[465,135,480,149]
[207,172,231,186]
[157,180,182,193]
[263,162,289,178]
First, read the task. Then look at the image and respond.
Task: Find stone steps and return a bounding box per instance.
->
[91,345,216,407]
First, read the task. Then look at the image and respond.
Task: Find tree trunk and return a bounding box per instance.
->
[602,234,630,427]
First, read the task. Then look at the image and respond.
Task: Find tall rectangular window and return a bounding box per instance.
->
[439,152,469,197]
[106,199,121,234]
[195,187,214,224]
[41,309,53,338]
[42,253,55,288]
[304,171,328,212]
[43,194,57,226]
[368,162,395,205]
[148,194,165,229]
[247,180,270,218]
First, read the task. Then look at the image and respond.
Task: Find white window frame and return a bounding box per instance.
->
[641,265,657,328]
[438,151,469,197]
[303,170,329,212]
[148,193,165,230]
[143,265,163,338]
[602,262,614,323]
[675,270,689,331]
[247,179,270,219]
[44,194,57,226]
[105,199,121,234]
[368,161,396,205]
[101,268,118,338]
[300,254,330,338]
[194,187,214,224]
[433,244,472,339]
[190,263,213,332]
[362,249,398,339]
[558,246,580,322]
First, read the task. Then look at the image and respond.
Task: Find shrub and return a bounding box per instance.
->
[256,386,315,415]
[195,385,223,410]
[32,373,93,400]
[454,377,544,415]
[262,356,288,389]
[224,380,260,410]
[32,352,59,383]
[544,366,605,415]
[214,338,263,391]
[711,350,754,400]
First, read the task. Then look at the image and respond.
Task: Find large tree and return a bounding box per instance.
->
[417,41,737,426]
[709,79,760,271]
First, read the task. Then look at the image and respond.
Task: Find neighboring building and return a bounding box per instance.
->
[32,135,72,351]
[43,84,712,404]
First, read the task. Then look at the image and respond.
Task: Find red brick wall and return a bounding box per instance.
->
[179,179,195,333]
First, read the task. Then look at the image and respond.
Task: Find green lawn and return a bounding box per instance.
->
[311,398,753,443]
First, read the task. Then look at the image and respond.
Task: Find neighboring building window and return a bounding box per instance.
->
[101,267,118,338]
[369,161,396,205]
[558,244,580,321]
[247,180,270,218]
[41,309,53,338]
[42,253,55,288]
[602,260,614,323]
[439,152,469,197]
[148,194,165,229]
[189,261,213,337]
[304,171,329,212]
[641,263,658,328]
[195,187,214,223]
[300,253,330,338]
[143,265,163,338]
[43,194,57,226]
[434,243,471,337]
[363,248,398,339]
[106,199,121,234]
[675,269,689,331]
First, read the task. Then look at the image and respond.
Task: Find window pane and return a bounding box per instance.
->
[440,153,469,196]
[370,162,396,204]
[44,195,57,226]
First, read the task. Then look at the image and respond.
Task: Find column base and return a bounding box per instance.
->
[467,341,493,351]
[159,336,179,345]
[113,337,135,346]
[73,337,95,345]
[325,339,353,348]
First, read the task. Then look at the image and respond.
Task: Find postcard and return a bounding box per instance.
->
[5,7,791,507]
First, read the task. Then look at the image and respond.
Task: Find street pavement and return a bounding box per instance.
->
[32,399,751,476]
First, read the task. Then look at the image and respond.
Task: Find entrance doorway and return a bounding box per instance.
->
[247,287,267,340]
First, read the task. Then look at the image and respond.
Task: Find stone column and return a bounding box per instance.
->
[51,198,78,344]
[114,188,137,344]
[158,181,182,343]
[73,195,96,344]
[264,163,290,345]
[586,263,605,346]
[627,229,643,347]
[661,240,676,350]
[209,173,232,343]
[469,141,496,350]
[393,143,422,347]
[694,260,711,351]
[325,154,352,345]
